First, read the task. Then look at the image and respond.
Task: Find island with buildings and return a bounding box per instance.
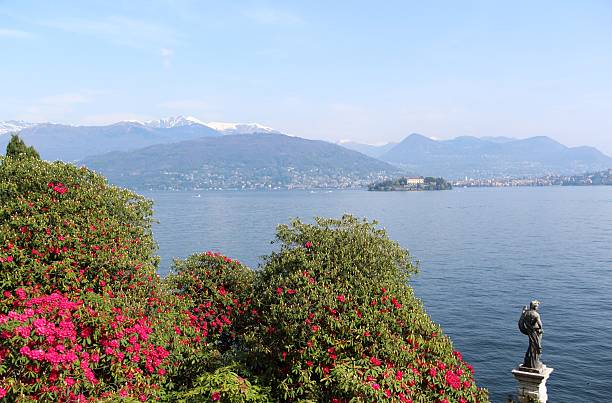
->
[368,176,452,191]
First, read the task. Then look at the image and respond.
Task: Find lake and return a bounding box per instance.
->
[142,186,612,402]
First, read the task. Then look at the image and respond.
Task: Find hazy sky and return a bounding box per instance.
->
[1,0,612,154]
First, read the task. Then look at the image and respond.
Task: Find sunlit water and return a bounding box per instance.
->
[142,186,612,402]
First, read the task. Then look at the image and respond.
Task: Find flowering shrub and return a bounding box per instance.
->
[244,216,489,402]
[166,252,254,351]
[164,252,270,402]
[0,156,158,297]
[0,156,174,401]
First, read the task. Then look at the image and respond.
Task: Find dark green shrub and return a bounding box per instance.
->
[5,134,40,159]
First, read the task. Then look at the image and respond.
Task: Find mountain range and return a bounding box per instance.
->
[0,116,279,161]
[376,133,612,178]
[1,116,610,187]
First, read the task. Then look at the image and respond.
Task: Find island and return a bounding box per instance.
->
[368,176,452,191]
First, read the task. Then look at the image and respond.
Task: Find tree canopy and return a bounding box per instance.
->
[5,134,40,159]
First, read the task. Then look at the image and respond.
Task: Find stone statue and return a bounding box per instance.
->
[518,300,543,370]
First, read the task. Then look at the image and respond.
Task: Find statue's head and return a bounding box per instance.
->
[530,300,540,310]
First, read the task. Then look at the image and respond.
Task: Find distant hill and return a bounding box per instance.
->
[378,134,612,178]
[82,133,401,190]
[337,141,398,158]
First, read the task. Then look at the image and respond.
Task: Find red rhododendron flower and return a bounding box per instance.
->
[211,391,221,401]
[370,356,382,366]
[445,370,461,389]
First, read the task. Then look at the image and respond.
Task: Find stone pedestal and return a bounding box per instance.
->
[511,365,553,403]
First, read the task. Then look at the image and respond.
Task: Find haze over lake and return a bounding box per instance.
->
[144,186,612,402]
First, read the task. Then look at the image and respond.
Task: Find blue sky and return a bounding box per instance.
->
[1,0,612,154]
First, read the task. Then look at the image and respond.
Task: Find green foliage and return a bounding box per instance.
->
[5,134,40,159]
[243,215,488,402]
[168,365,270,403]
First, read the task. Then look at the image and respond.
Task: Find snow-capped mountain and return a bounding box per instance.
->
[141,116,207,129]
[204,122,281,135]
[0,116,284,161]
[0,120,39,135]
[1,116,282,136]
[119,115,280,135]
[126,116,281,135]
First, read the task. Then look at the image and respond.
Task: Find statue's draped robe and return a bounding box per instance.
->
[520,310,542,369]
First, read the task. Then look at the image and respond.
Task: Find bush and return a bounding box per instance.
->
[0,156,175,401]
[164,252,270,402]
[244,216,489,402]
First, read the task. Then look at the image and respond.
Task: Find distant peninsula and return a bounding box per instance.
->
[451,168,612,187]
[368,176,452,191]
